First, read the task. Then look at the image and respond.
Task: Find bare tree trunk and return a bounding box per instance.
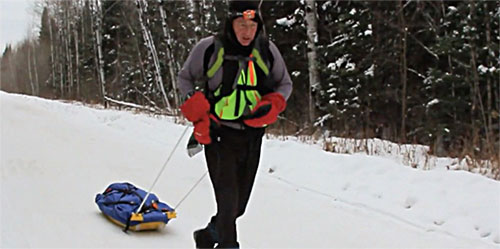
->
[58,30,64,97]
[32,41,40,95]
[440,1,457,122]
[470,44,489,151]
[136,0,172,112]
[28,43,35,95]
[469,1,490,154]
[121,12,149,92]
[89,0,98,86]
[92,0,107,106]
[465,2,478,154]
[47,6,56,88]
[398,0,408,143]
[484,4,493,147]
[190,0,204,42]
[159,2,180,113]
[369,2,382,138]
[74,28,80,99]
[65,4,74,96]
[81,0,86,45]
[305,0,320,128]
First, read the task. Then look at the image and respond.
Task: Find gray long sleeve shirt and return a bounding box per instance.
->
[178,36,293,101]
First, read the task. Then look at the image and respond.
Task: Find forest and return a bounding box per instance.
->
[1,0,498,171]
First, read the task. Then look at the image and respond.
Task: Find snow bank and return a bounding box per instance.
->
[1,91,499,248]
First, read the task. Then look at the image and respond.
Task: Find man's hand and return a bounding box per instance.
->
[244,92,286,128]
[180,92,210,122]
[181,92,213,144]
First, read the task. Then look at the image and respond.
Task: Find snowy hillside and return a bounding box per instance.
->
[1,91,499,248]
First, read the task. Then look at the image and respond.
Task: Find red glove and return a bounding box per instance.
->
[181,92,213,144]
[244,92,286,128]
[180,92,210,122]
[192,115,211,144]
[192,114,220,144]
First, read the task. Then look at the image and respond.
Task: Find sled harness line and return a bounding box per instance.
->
[130,126,190,224]
[174,170,208,209]
[125,125,210,232]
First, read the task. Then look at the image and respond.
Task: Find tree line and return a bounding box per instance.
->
[1,0,498,166]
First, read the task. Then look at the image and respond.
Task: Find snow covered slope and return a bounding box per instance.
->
[1,91,499,248]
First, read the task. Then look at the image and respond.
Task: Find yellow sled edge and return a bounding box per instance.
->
[102,211,176,231]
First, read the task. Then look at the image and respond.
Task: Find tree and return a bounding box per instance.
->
[1,0,497,168]
[0,45,17,92]
[305,0,320,128]
[136,0,171,112]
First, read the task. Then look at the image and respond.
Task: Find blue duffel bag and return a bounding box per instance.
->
[95,182,176,231]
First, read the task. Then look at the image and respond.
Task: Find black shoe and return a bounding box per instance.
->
[193,228,216,249]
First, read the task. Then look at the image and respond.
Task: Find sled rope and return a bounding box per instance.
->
[174,170,208,209]
[134,125,190,214]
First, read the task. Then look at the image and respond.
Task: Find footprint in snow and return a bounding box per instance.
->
[342,183,350,191]
[474,225,494,239]
[404,196,417,209]
[433,220,445,226]
[480,230,491,238]
[268,167,276,174]
[493,234,500,244]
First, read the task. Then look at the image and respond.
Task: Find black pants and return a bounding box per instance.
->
[204,125,265,248]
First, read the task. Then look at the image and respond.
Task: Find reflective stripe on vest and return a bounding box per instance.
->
[208,47,270,121]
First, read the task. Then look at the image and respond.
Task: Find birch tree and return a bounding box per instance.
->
[136,0,171,112]
[47,4,57,88]
[32,40,40,95]
[64,1,74,96]
[398,0,408,143]
[27,42,36,95]
[305,0,320,127]
[91,0,107,106]
[159,1,180,112]
[74,26,80,98]
[190,0,204,42]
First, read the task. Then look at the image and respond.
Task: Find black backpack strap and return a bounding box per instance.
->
[123,216,133,233]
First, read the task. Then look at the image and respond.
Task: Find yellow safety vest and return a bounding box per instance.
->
[207,44,270,121]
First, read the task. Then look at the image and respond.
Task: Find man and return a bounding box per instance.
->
[178,1,292,248]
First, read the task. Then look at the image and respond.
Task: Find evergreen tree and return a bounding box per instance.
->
[263,0,308,131]
[0,45,16,92]
[0,0,497,166]
[316,1,375,137]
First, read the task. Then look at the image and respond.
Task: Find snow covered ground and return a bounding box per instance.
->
[1,91,499,248]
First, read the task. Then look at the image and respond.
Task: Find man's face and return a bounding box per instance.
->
[232,17,258,46]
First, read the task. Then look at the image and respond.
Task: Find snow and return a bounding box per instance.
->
[1,91,499,248]
[448,6,458,13]
[276,17,296,27]
[327,54,356,72]
[426,98,440,108]
[328,34,349,48]
[364,64,374,76]
[478,64,497,74]
[321,1,332,11]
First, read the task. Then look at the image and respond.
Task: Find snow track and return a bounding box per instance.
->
[1,91,498,248]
